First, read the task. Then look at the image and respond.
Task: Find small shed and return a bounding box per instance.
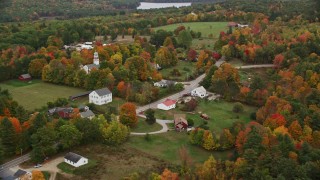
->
[19,74,32,81]
[80,110,95,120]
[64,152,88,167]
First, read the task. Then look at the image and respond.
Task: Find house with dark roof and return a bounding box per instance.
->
[157,99,177,111]
[18,74,32,81]
[13,169,32,180]
[154,79,177,88]
[80,110,95,120]
[64,152,88,167]
[89,87,112,105]
[47,107,74,119]
[174,114,188,132]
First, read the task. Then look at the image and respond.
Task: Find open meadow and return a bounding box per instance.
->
[0,80,86,110]
[154,22,228,38]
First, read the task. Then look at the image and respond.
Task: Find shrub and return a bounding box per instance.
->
[233,102,244,113]
[182,98,198,112]
[187,118,194,126]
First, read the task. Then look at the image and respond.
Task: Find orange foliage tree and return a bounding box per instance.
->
[119,102,137,127]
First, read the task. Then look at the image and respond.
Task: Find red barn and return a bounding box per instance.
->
[19,74,32,81]
[174,114,188,132]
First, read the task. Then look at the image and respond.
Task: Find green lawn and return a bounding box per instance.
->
[154,22,228,38]
[127,131,232,165]
[0,80,86,111]
[153,100,257,134]
[160,61,197,81]
[131,118,162,133]
[57,159,97,175]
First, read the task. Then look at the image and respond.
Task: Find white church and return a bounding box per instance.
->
[82,51,100,74]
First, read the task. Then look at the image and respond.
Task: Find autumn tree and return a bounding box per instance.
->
[288,120,303,140]
[202,131,216,150]
[161,168,179,180]
[119,102,137,127]
[187,49,197,61]
[100,120,130,145]
[28,59,47,78]
[32,170,45,180]
[58,124,82,150]
[155,47,178,68]
[196,155,217,179]
[220,129,235,149]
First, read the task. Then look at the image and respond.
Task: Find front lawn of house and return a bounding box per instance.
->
[130,118,163,133]
[153,100,257,134]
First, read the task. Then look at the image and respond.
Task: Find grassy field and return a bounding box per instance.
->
[160,60,197,81]
[0,80,86,111]
[131,118,162,133]
[127,131,233,165]
[153,100,257,134]
[154,22,228,38]
[56,144,174,180]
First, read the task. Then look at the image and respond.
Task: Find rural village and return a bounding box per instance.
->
[0,0,320,179]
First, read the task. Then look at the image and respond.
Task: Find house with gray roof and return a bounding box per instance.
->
[80,110,95,120]
[13,169,32,180]
[89,87,112,105]
[154,79,177,88]
[64,152,88,167]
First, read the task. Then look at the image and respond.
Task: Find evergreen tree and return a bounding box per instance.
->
[145,109,156,125]
[0,117,16,155]
[243,127,264,154]
[29,113,47,135]
[31,127,57,163]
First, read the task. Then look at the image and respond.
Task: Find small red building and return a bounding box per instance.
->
[174,114,188,132]
[56,107,73,119]
[19,74,32,81]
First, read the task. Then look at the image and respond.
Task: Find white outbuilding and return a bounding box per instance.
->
[64,152,88,167]
[157,99,177,111]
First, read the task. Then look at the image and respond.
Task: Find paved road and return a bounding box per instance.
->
[0,153,30,179]
[235,64,275,69]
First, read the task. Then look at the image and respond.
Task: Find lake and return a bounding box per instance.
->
[137,2,191,10]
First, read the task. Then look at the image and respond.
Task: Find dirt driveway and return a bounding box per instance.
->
[10,157,66,180]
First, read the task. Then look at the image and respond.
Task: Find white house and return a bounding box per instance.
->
[14,169,32,180]
[191,86,207,98]
[82,51,100,74]
[157,99,177,110]
[237,24,249,28]
[89,87,112,105]
[154,80,177,88]
[64,152,88,167]
[80,110,95,120]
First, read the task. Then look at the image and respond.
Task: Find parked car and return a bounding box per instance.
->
[200,113,210,120]
[34,164,42,168]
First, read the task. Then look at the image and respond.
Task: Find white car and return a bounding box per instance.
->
[34,164,42,168]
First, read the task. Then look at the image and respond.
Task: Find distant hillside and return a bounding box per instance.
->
[0,0,140,22]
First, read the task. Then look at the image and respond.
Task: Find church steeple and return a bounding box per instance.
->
[93,51,99,65]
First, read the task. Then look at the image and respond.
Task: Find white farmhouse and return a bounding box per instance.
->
[89,87,112,105]
[64,152,88,167]
[82,51,100,74]
[157,99,177,111]
[191,86,207,98]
